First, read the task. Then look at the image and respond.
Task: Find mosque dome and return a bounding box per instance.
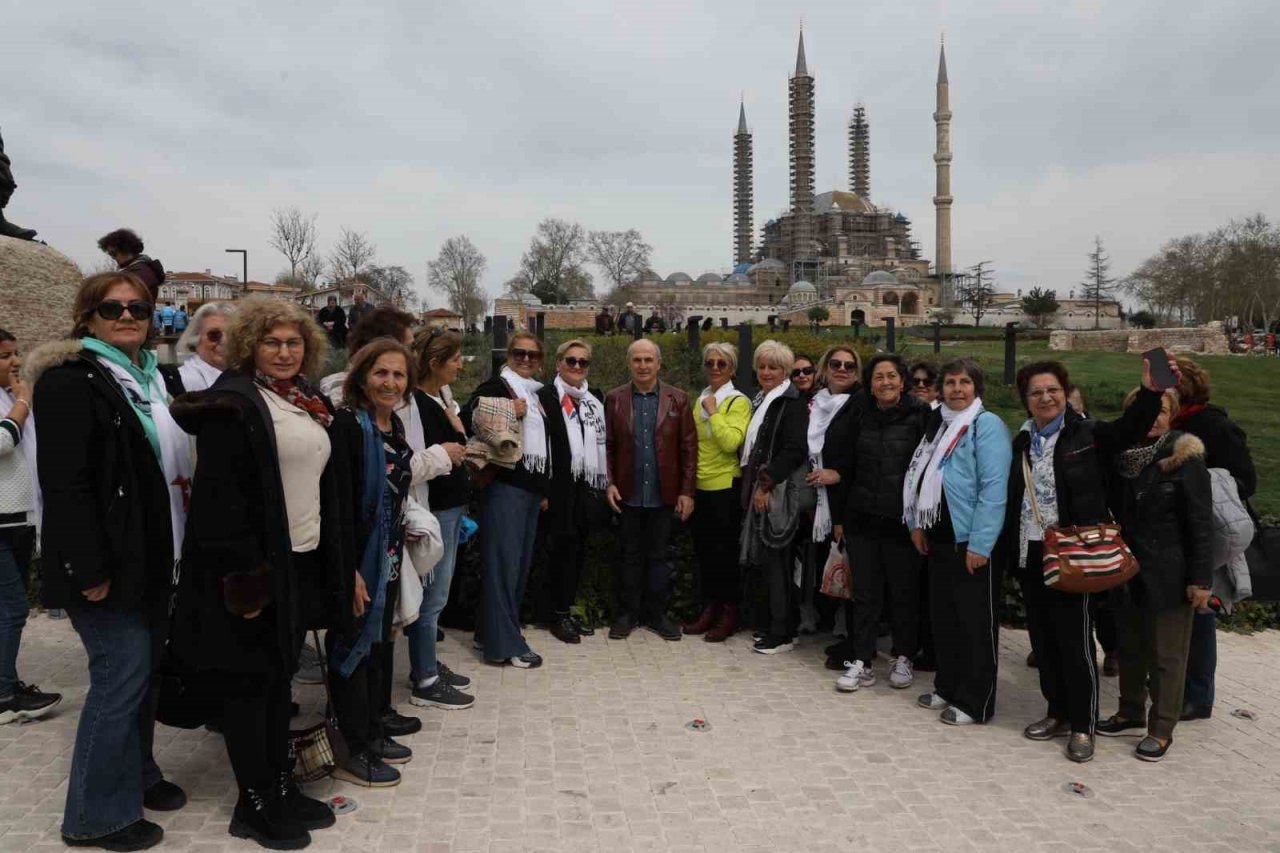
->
[784,280,818,305]
[748,258,787,273]
[666,272,693,284]
[696,272,724,284]
[812,190,874,215]
[726,272,750,284]
[862,270,899,287]
[790,280,817,293]
[501,290,542,305]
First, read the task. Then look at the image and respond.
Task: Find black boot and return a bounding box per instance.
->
[277,772,335,831]
[229,786,311,850]
[0,211,37,241]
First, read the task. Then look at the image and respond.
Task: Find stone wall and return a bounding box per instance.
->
[1049,322,1230,355]
[0,237,82,348]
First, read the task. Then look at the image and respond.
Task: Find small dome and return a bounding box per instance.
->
[502,291,542,306]
[862,270,899,286]
[696,272,723,283]
[790,280,817,293]
[748,258,787,273]
[666,272,693,284]
[731,261,751,275]
[726,272,750,283]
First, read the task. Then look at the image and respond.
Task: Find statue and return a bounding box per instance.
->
[0,128,38,241]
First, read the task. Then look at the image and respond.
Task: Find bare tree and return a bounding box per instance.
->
[364,264,416,308]
[328,227,377,282]
[427,235,488,326]
[513,218,593,304]
[1081,236,1120,329]
[295,254,326,291]
[268,207,318,279]
[588,229,653,290]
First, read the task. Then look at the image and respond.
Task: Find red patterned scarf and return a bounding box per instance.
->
[254,372,333,427]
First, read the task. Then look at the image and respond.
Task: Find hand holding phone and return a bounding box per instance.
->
[1141,347,1179,391]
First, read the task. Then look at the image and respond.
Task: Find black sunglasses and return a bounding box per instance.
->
[910,376,933,387]
[704,359,730,370]
[95,299,153,321]
[791,366,816,378]
[827,359,857,372]
[510,347,543,362]
[204,328,224,343]
[562,356,590,369]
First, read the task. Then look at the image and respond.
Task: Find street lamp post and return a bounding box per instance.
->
[224,249,247,285]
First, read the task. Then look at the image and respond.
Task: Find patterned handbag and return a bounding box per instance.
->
[1022,453,1139,594]
[289,631,348,783]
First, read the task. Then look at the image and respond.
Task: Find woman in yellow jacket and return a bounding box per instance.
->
[683,342,753,641]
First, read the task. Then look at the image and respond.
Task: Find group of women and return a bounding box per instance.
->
[0,269,1250,852]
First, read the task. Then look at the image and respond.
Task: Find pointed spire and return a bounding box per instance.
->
[937,35,948,84]
[738,98,748,134]
[795,27,808,76]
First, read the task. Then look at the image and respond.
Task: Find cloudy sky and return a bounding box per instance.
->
[6,0,1279,304]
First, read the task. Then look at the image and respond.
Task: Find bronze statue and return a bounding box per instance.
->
[0,128,38,241]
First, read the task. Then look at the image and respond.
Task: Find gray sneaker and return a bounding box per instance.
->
[917,692,950,710]
[437,661,472,689]
[835,660,876,693]
[888,655,914,689]
[410,678,475,710]
[293,643,323,685]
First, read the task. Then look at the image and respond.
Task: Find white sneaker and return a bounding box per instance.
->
[836,660,876,693]
[917,692,950,710]
[888,655,914,689]
[940,706,976,726]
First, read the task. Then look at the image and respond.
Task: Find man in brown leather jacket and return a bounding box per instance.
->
[604,339,697,641]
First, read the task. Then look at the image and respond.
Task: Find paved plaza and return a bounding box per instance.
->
[2,613,1279,853]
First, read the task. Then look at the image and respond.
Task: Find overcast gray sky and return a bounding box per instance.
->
[6,0,1279,304]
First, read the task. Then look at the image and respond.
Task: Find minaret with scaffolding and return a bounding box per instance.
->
[849,103,869,199]
[789,28,815,278]
[733,100,754,266]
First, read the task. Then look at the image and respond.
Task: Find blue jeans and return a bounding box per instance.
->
[405,505,466,683]
[480,481,541,660]
[1183,610,1217,707]
[0,527,34,696]
[63,608,164,840]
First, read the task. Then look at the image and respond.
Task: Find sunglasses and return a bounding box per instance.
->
[791,366,816,378]
[510,347,543,363]
[827,359,857,372]
[95,300,153,321]
[204,329,224,344]
[704,359,730,370]
[562,356,590,369]
[910,377,933,387]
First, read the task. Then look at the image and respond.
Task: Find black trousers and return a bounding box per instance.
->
[617,506,674,622]
[691,487,743,605]
[917,556,935,661]
[1092,592,1119,655]
[326,573,394,758]
[928,539,1000,722]
[218,608,294,791]
[1020,542,1099,734]
[760,545,794,638]
[850,530,920,664]
[545,529,587,615]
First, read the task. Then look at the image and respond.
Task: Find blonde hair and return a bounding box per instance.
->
[555,338,592,360]
[817,346,861,383]
[1124,386,1180,421]
[753,339,795,375]
[224,296,328,377]
[702,341,738,373]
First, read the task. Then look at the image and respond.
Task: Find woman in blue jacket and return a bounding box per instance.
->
[904,358,1011,725]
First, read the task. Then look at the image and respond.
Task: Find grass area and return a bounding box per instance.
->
[454,330,1279,515]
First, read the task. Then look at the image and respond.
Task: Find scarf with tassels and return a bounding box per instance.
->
[500,365,547,475]
[807,389,851,541]
[554,375,608,490]
[902,397,984,531]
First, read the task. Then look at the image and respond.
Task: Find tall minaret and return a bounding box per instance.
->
[849,103,869,199]
[733,99,754,265]
[933,37,953,279]
[789,28,815,215]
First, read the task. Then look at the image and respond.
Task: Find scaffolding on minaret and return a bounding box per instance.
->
[789,27,816,282]
[733,100,754,266]
[849,104,869,200]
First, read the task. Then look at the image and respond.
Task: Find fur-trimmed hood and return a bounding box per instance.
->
[20,339,85,391]
[1157,431,1205,473]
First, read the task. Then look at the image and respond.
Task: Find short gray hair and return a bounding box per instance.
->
[627,338,661,360]
[753,339,795,375]
[178,302,235,353]
[702,341,737,373]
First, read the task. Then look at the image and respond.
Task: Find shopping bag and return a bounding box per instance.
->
[819,540,851,600]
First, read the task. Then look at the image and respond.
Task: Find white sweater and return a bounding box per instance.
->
[0,412,34,528]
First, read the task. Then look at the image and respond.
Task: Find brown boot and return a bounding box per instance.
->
[704,605,738,642]
[683,605,719,635]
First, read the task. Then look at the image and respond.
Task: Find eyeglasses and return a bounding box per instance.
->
[95,300,153,322]
[1028,387,1065,400]
[562,356,590,369]
[261,337,305,352]
[204,329,224,344]
[704,359,730,370]
[910,376,932,387]
[791,366,816,378]
[510,347,543,363]
[827,359,857,372]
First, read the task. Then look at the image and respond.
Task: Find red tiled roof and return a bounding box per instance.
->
[424,308,463,318]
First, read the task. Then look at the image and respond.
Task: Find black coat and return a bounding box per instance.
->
[999,388,1163,573]
[168,374,352,674]
[1116,431,1214,612]
[743,384,809,505]
[412,388,471,512]
[539,382,605,535]
[460,375,551,496]
[29,341,174,615]
[1176,403,1256,500]
[836,393,928,528]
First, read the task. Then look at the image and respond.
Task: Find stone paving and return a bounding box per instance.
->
[3,612,1280,853]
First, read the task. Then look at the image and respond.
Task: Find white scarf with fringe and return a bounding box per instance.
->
[500,365,547,475]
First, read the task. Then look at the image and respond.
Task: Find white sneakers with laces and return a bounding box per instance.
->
[835,660,876,693]
[888,655,914,689]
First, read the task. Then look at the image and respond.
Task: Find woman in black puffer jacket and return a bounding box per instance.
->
[1097,389,1213,763]
[831,354,927,694]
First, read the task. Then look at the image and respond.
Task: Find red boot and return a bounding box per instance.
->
[683,604,720,635]
[704,605,738,642]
